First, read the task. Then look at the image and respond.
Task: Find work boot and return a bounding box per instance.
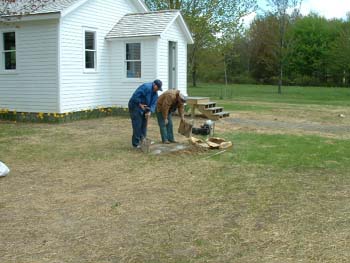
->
[163,140,170,144]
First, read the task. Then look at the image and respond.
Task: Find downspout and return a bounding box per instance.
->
[155,36,159,81]
[57,15,62,113]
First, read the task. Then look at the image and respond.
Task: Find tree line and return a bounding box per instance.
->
[202,13,350,88]
[146,0,350,88]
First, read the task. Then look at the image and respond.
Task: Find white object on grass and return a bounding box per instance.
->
[0,161,10,177]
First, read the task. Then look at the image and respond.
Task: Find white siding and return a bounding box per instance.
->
[59,0,138,112]
[0,1,190,113]
[0,20,59,112]
[158,18,188,96]
[109,38,158,107]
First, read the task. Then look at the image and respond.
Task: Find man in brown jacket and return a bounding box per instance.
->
[156,90,186,143]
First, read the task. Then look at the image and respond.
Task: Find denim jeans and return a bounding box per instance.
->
[129,104,147,147]
[156,111,174,142]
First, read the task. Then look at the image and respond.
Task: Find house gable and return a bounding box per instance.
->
[106,10,193,44]
[162,13,193,44]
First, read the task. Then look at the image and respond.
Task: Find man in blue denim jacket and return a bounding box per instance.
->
[128,79,162,148]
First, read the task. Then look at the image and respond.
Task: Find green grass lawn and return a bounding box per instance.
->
[219,132,350,169]
[1,84,350,262]
[189,83,350,106]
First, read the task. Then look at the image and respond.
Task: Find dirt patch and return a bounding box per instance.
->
[212,102,350,139]
[224,117,350,138]
[231,101,350,126]
[148,143,190,155]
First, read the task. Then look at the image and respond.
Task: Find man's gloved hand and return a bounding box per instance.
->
[164,118,169,125]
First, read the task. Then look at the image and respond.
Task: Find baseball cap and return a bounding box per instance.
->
[179,92,186,103]
[153,79,162,91]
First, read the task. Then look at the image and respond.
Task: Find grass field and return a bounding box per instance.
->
[1,84,350,262]
[189,83,350,106]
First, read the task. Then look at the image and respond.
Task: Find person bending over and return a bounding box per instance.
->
[128,79,162,148]
[156,90,186,144]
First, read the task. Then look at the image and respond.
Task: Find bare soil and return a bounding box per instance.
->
[217,102,350,139]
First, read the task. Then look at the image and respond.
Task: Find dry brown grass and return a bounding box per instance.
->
[0,117,219,262]
[1,115,350,262]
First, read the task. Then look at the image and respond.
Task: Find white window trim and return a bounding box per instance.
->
[0,29,17,74]
[124,41,142,80]
[82,27,97,73]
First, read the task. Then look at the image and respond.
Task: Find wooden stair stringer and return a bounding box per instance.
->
[186,96,230,120]
[197,102,230,120]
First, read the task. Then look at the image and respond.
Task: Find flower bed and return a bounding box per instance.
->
[0,106,129,123]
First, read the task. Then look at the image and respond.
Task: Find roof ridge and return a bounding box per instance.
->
[125,9,180,16]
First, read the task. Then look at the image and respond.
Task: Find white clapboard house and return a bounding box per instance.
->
[0,0,193,113]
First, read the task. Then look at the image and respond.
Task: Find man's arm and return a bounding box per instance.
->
[149,93,158,113]
[177,103,185,121]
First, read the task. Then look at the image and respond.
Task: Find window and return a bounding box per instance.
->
[84,30,96,70]
[2,32,16,70]
[126,43,141,78]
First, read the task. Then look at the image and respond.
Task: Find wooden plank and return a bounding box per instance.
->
[186,96,210,105]
[204,107,223,113]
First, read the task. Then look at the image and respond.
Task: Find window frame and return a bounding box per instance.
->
[83,28,97,73]
[0,30,17,73]
[125,42,142,79]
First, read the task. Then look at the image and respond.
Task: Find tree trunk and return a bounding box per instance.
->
[189,47,197,87]
[278,13,285,95]
[224,56,228,85]
[192,69,197,87]
[175,0,181,9]
[168,0,181,9]
[278,65,282,94]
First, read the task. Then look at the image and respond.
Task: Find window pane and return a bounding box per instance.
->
[126,43,140,60]
[127,61,141,78]
[85,31,95,50]
[4,51,16,70]
[4,32,15,51]
[85,51,95,68]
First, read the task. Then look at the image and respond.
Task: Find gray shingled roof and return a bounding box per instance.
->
[2,0,148,16]
[34,0,81,14]
[106,10,180,39]
[1,0,81,16]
